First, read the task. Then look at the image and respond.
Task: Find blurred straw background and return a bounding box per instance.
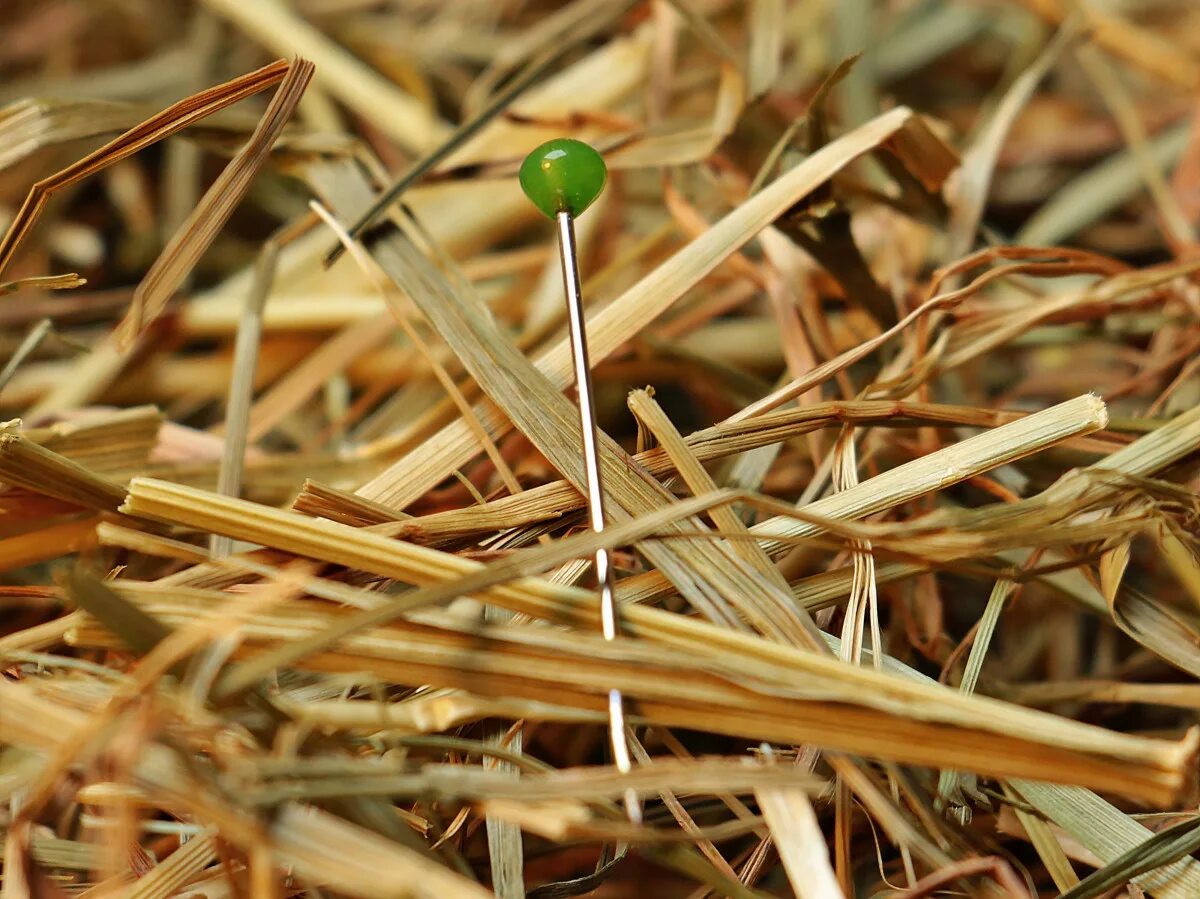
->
[2,0,1200,896]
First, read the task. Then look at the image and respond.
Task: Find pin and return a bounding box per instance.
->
[519,139,641,825]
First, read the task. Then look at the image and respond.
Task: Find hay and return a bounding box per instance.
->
[1,2,1199,896]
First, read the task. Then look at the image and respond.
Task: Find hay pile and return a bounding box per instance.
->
[2,1,1200,896]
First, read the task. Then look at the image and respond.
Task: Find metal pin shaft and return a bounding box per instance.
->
[555,210,641,825]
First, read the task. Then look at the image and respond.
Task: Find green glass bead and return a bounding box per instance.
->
[519,138,607,219]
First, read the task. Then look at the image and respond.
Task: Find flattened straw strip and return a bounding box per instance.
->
[621,393,1108,603]
[302,400,1038,535]
[353,106,941,509]
[198,0,448,151]
[270,803,493,899]
[127,833,218,899]
[69,594,1198,803]
[115,481,1198,797]
[237,759,823,806]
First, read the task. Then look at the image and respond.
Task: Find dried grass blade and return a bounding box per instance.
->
[210,218,313,555]
[353,106,945,508]
[945,23,1076,262]
[0,59,289,280]
[64,568,170,658]
[270,803,493,899]
[243,758,823,806]
[621,394,1108,603]
[118,59,315,343]
[0,318,52,396]
[1016,124,1190,247]
[1058,817,1200,899]
[199,0,447,151]
[1002,783,1079,893]
[756,772,844,898]
[127,833,217,899]
[1010,782,1200,898]
[360,210,812,640]
[745,0,783,100]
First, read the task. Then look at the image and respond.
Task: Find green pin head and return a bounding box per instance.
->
[519,138,607,219]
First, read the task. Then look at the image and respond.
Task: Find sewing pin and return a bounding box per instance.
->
[519,138,641,825]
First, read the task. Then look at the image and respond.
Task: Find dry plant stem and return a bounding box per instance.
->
[937,576,1019,804]
[307,199,522,496]
[0,433,127,511]
[67,586,1197,806]
[353,106,954,509]
[211,223,296,557]
[483,718,525,899]
[1001,783,1079,892]
[0,59,290,281]
[115,479,1199,802]
[119,57,315,344]
[126,832,217,899]
[0,521,102,575]
[621,393,1108,603]
[756,747,844,899]
[269,803,497,899]
[0,318,52,397]
[896,855,1028,899]
[556,209,640,826]
[830,425,880,895]
[227,757,822,806]
[197,0,447,151]
[369,400,1082,542]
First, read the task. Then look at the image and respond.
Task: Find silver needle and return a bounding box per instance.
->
[555,209,642,825]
